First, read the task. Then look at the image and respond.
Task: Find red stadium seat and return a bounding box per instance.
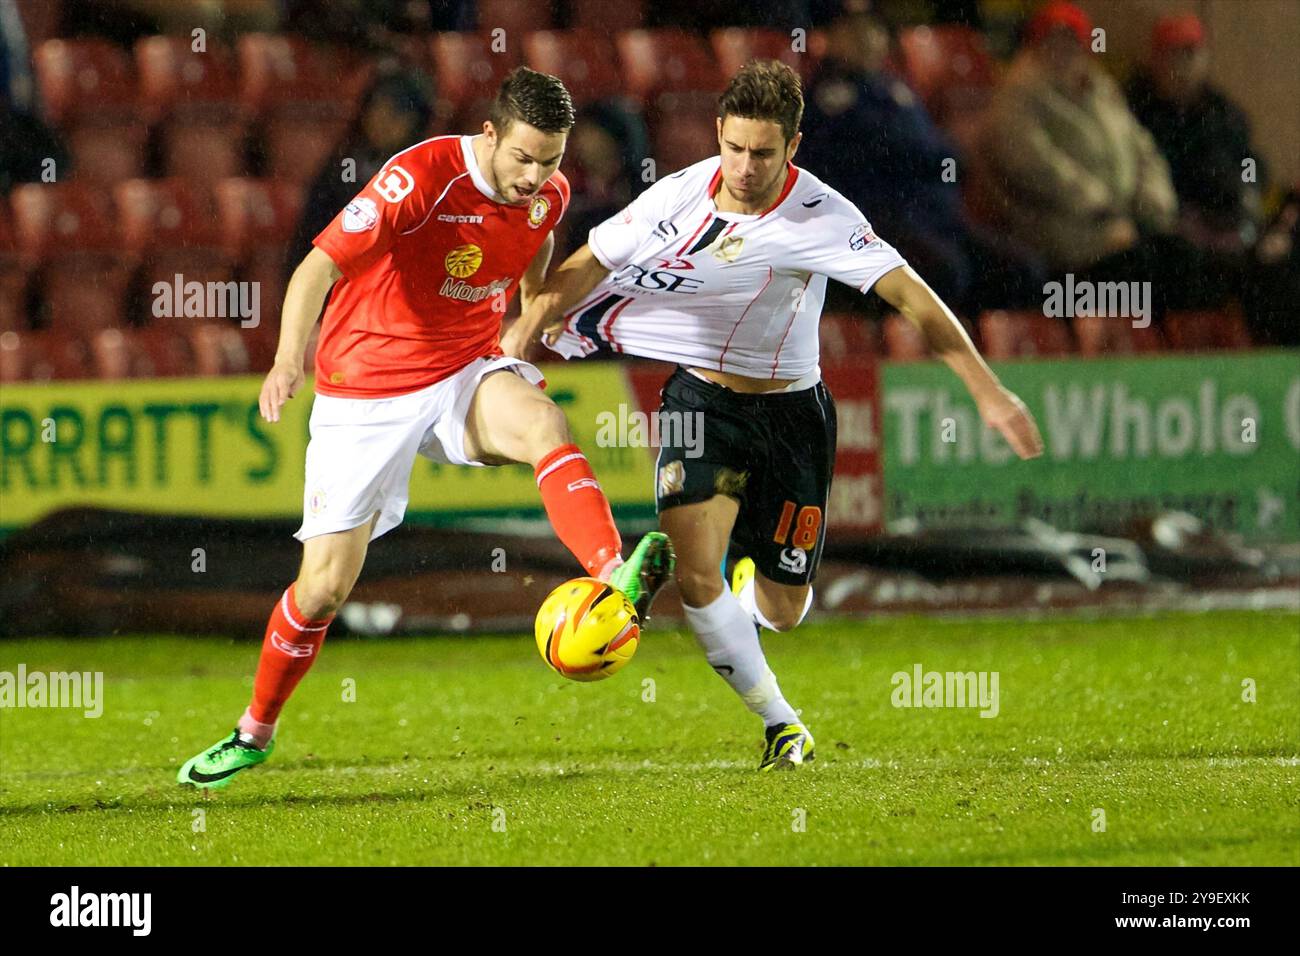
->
[91,325,199,379]
[214,177,304,323]
[617,29,720,101]
[979,310,1074,360]
[10,184,133,332]
[237,34,361,114]
[1162,310,1253,351]
[188,322,251,375]
[896,25,995,112]
[115,179,233,299]
[896,25,996,150]
[883,312,929,360]
[476,0,553,33]
[9,182,121,263]
[711,28,819,83]
[1072,314,1166,356]
[134,36,247,185]
[820,312,881,363]
[134,35,240,120]
[0,203,29,332]
[570,0,644,32]
[648,92,718,175]
[33,38,136,126]
[431,32,521,117]
[0,329,94,382]
[522,30,624,105]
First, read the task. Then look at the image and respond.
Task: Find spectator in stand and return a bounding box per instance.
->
[558,101,650,258]
[1244,186,1300,346]
[800,7,1043,316]
[974,0,1231,323]
[0,0,67,195]
[1127,13,1264,255]
[286,66,434,275]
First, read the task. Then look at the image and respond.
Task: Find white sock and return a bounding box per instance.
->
[735,576,814,632]
[682,588,798,727]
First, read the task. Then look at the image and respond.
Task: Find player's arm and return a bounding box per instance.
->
[517,232,555,315]
[501,243,610,357]
[259,246,342,424]
[874,265,1044,460]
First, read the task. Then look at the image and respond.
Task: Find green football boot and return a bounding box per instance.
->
[609,531,675,621]
[178,729,275,789]
[759,721,815,772]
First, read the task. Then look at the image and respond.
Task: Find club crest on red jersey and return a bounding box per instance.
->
[528,195,551,229]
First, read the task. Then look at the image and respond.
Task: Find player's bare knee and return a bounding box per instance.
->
[528,402,572,463]
[293,569,354,618]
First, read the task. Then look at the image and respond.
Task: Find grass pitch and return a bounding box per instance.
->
[1,610,1296,866]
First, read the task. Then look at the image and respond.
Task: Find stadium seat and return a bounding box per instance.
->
[9,182,120,263]
[883,312,928,361]
[570,0,645,32]
[134,35,240,119]
[820,312,881,362]
[477,0,554,33]
[979,310,1074,359]
[522,30,624,105]
[895,25,995,150]
[616,29,720,101]
[711,28,819,83]
[135,36,247,185]
[91,325,198,379]
[1072,314,1166,356]
[1162,310,1253,351]
[188,321,251,375]
[9,183,133,333]
[115,179,234,308]
[431,32,521,117]
[0,203,28,332]
[238,35,362,184]
[895,25,995,112]
[648,92,718,176]
[14,0,62,50]
[214,177,303,320]
[0,329,94,381]
[33,38,136,126]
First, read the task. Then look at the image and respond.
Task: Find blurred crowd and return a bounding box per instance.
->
[1,0,1296,382]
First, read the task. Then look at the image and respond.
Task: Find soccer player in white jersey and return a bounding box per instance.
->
[503,61,1043,771]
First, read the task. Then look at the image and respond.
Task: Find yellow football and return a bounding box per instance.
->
[534,577,640,682]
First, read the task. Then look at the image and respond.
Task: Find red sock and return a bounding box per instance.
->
[535,443,622,577]
[243,583,334,736]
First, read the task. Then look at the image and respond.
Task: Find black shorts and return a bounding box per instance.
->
[654,366,837,586]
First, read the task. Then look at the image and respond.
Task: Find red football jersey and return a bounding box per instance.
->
[312,134,569,398]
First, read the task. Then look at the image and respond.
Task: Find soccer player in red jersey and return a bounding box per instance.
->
[179,69,673,789]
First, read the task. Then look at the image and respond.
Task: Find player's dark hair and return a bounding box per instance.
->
[718,60,803,143]
[490,67,576,136]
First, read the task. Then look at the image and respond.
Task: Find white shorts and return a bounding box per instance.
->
[294,355,546,543]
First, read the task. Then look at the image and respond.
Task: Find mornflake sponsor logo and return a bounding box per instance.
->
[0,666,103,717]
[50,886,151,936]
[440,276,511,303]
[891,663,1000,717]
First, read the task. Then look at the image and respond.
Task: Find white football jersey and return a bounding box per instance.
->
[547,156,906,379]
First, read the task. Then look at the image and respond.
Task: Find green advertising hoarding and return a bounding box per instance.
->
[881,350,1300,542]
